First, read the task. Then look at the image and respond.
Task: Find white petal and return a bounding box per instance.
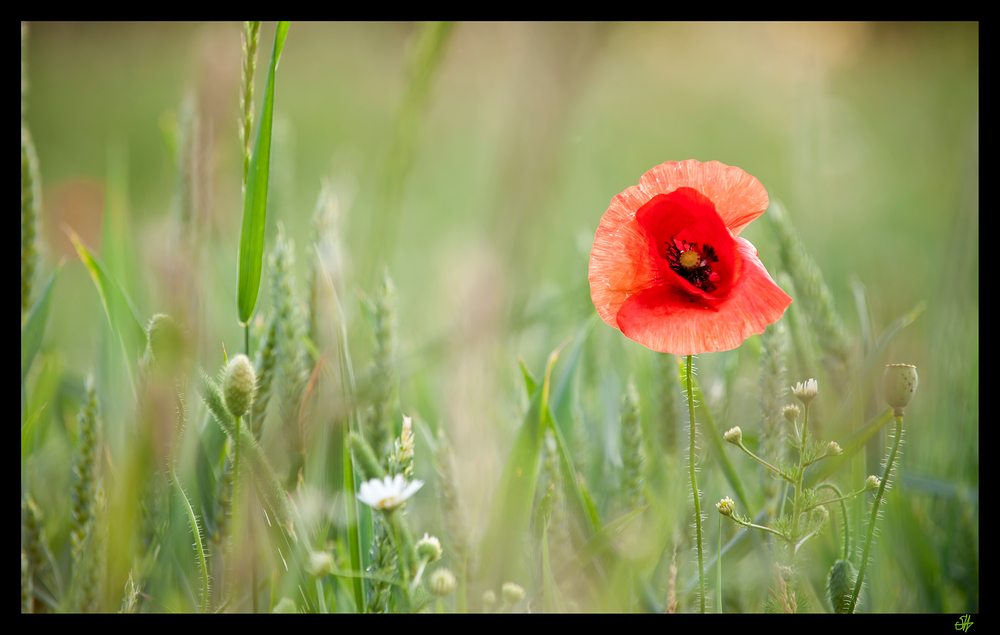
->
[401,479,424,500]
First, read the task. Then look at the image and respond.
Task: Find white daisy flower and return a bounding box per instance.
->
[357,474,424,511]
[791,378,819,405]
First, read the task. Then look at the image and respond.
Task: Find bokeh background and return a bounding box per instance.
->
[23,22,977,612]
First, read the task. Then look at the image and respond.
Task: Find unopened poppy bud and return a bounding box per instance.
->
[416,533,443,563]
[716,496,735,517]
[883,364,918,412]
[865,475,881,491]
[783,404,800,423]
[791,378,819,405]
[428,567,457,597]
[223,354,256,419]
[501,581,525,604]
[827,441,842,456]
[723,426,742,445]
[827,559,857,613]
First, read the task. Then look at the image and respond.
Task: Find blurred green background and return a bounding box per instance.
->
[23,22,977,612]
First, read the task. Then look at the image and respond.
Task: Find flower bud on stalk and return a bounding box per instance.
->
[883,364,918,414]
[223,354,256,419]
[723,426,742,445]
[428,567,457,597]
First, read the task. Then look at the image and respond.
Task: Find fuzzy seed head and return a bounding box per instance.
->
[307,550,335,578]
[416,533,443,563]
[827,441,842,456]
[501,581,525,604]
[482,590,497,608]
[791,378,819,405]
[783,403,800,423]
[223,354,257,418]
[716,496,735,517]
[428,567,457,597]
[883,364,918,411]
[723,426,742,445]
[865,475,881,491]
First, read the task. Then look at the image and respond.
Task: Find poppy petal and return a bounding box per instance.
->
[589,186,662,329]
[639,160,769,236]
[615,238,791,355]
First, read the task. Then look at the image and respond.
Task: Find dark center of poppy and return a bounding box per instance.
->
[665,237,720,292]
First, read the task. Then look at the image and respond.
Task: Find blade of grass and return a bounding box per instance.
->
[343,430,365,613]
[66,227,145,395]
[481,342,565,588]
[237,21,290,326]
[21,261,62,383]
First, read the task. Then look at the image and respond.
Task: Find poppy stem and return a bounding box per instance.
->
[685,355,706,613]
[848,414,903,613]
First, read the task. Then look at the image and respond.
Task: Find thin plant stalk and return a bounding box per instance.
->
[848,414,903,613]
[717,514,723,614]
[791,402,810,539]
[685,355,705,613]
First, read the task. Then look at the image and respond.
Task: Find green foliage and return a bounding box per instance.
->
[237,21,289,326]
[19,22,976,614]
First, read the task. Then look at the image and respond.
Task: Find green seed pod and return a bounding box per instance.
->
[827,559,856,613]
[223,354,256,419]
[428,567,457,597]
[883,364,918,412]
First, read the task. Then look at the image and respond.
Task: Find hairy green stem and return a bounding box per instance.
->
[717,514,723,613]
[791,403,810,540]
[686,355,705,613]
[848,414,902,613]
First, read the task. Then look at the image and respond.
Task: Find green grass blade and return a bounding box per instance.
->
[237,21,290,325]
[481,344,564,588]
[343,429,365,613]
[678,358,753,514]
[21,261,62,382]
[518,356,538,397]
[66,227,146,394]
[170,467,210,613]
[562,506,645,577]
[549,412,601,537]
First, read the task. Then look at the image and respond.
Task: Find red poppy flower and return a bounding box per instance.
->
[589,160,791,355]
